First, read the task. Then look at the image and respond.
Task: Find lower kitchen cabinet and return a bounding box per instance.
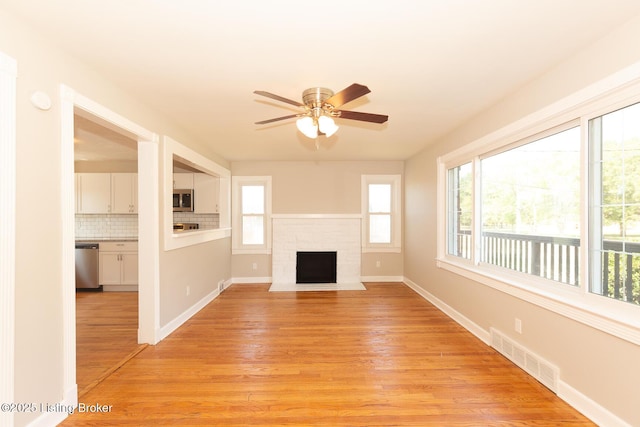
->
[99,241,138,291]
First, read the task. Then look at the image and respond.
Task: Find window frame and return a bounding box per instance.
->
[362,174,402,253]
[436,77,640,346]
[232,176,272,254]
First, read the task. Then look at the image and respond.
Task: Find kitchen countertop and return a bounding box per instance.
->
[76,238,138,242]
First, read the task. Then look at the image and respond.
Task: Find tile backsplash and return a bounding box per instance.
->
[75,214,138,239]
[173,212,220,230]
[75,212,221,239]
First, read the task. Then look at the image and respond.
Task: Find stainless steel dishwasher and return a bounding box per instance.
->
[75,242,100,289]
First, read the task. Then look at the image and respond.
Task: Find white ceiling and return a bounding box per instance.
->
[74,114,138,162]
[5,0,640,162]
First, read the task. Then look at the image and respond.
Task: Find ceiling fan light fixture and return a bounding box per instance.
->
[318,115,339,137]
[296,116,318,138]
[255,83,388,139]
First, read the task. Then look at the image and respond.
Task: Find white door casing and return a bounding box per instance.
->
[60,85,161,410]
[0,51,17,427]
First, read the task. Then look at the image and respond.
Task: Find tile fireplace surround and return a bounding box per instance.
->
[272,215,362,285]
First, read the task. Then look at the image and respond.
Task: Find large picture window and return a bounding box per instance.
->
[481,127,581,285]
[438,78,640,345]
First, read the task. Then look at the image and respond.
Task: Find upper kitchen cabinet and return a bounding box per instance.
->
[76,173,111,213]
[194,173,219,213]
[111,173,137,214]
[173,173,194,189]
[75,173,138,214]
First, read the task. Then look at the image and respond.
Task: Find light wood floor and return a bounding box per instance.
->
[75,290,144,396]
[64,283,593,426]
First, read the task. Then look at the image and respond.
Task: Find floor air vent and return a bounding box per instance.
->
[490,327,559,393]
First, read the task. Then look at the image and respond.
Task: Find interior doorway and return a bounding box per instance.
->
[73,112,144,395]
[60,86,160,406]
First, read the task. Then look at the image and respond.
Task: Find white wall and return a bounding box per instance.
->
[404,13,640,427]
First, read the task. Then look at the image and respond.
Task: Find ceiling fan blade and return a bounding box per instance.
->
[254,90,305,108]
[324,83,371,108]
[337,110,389,124]
[255,114,301,125]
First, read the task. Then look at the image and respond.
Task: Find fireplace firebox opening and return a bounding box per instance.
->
[296,251,337,284]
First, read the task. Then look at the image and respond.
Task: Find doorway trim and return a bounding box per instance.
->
[60,85,160,406]
[0,51,17,427]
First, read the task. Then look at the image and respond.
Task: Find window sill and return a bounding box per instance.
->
[232,248,272,255]
[362,246,402,254]
[436,255,640,345]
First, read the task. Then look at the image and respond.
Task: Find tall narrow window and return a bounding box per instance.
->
[447,163,472,259]
[232,176,272,254]
[590,102,640,305]
[480,126,581,285]
[369,183,392,243]
[362,175,401,252]
[241,185,265,245]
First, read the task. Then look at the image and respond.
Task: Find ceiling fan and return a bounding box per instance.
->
[254,83,388,138]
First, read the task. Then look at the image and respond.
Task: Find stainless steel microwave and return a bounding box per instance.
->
[173,189,194,212]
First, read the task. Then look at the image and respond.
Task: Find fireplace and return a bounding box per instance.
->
[296,251,337,284]
[272,215,361,285]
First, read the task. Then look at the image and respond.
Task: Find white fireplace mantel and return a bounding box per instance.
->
[272,214,362,285]
[271,214,362,219]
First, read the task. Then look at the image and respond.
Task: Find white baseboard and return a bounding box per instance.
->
[558,381,632,427]
[159,287,221,341]
[403,276,631,427]
[403,276,490,344]
[231,276,272,284]
[361,276,404,283]
[26,385,77,427]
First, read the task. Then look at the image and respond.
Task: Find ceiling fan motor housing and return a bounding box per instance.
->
[302,87,334,108]
[303,87,335,119]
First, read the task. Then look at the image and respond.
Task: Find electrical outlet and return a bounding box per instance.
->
[252,262,258,270]
[376,260,381,268]
[186,286,190,296]
[515,318,522,334]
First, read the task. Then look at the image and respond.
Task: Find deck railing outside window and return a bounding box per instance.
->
[455,230,640,305]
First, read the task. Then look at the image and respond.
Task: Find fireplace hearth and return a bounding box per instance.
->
[296,251,337,284]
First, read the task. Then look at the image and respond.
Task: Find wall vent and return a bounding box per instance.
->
[489,327,559,393]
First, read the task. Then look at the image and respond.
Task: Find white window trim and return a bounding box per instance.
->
[362,174,402,253]
[436,61,640,346]
[232,176,272,255]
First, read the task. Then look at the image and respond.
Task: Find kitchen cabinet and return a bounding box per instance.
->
[76,173,111,214]
[75,173,138,214]
[173,173,194,189]
[99,241,138,290]
[193,173,219,213]
[111,173,137,213]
